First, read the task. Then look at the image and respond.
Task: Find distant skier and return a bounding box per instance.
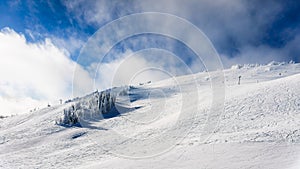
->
[238,75,241,85]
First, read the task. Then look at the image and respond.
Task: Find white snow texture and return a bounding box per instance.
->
[0,62,300,169]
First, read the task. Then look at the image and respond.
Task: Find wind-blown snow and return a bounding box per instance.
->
[0,62,300,168]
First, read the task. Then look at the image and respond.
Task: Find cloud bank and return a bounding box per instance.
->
[62,0,300,66]
[0,27,90,115]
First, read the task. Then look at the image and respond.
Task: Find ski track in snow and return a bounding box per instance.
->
[0,63,300,168]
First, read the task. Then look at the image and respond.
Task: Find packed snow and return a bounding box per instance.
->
[0,62,300,169]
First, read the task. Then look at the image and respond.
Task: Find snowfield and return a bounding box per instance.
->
[1,62,300,169]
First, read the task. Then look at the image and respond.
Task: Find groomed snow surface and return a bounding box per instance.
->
[1,62,300,169]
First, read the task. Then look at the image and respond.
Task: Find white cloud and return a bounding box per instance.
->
[88,48,194,90]
[221,45,285,66]
[62,0,139,27]
[62,0,294,67]
[0,27,91,115]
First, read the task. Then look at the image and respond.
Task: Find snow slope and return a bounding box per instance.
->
[1,62,300,169]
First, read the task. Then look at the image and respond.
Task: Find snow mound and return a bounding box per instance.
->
[231,64,243,69]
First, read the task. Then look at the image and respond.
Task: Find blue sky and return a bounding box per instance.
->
[0,0,300,115]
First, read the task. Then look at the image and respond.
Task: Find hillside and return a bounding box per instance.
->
[0,62,300,169]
